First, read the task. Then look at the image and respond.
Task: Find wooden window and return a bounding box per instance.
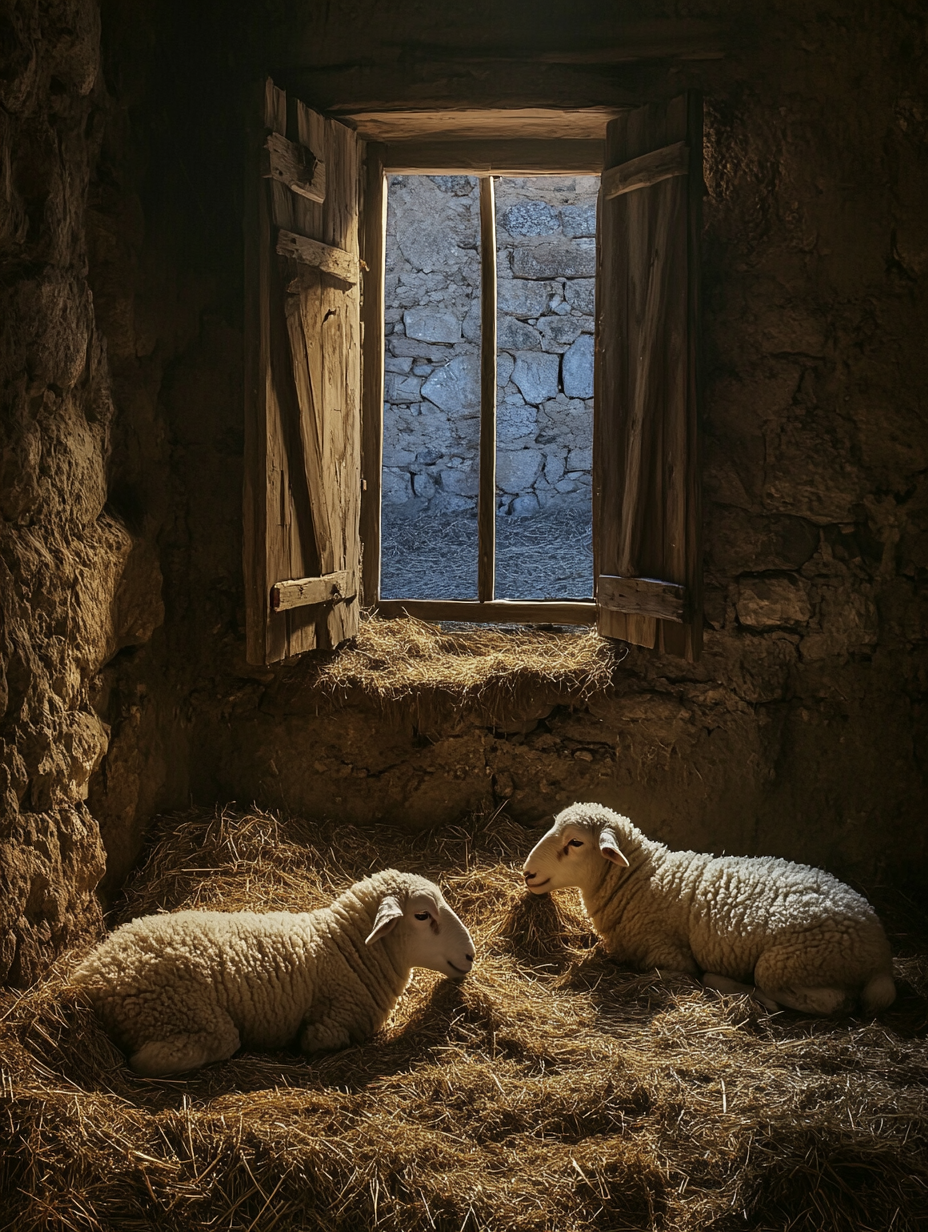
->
[244,92,703,664]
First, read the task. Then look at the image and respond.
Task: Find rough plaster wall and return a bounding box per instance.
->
[0,0,215,983]
[1,0,927,983]
[0,0,161,983]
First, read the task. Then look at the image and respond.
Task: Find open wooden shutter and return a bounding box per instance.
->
[244,78,362,664]
[594,91,703,660]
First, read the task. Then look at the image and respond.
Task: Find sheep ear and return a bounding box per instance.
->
[599,826,630,867]
[365,895,404,945]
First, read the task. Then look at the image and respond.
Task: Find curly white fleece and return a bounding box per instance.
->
[73,869,446,1072]
[541,804,894,1014]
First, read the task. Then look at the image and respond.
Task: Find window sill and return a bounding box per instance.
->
[313,612,615,707]
[375,598,596,627]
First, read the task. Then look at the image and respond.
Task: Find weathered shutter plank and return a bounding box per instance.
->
[290,100,326,239]
[318,117,361,647]
[594,92,703,659]
[245,79,304,663]
[244,79,362,663]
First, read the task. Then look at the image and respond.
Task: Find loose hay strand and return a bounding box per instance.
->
[1,807,927,1232]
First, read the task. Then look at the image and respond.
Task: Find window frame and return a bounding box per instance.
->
[360,139,604,627]
[244,95,702,663]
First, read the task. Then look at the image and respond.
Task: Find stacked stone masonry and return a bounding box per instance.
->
[383,174,597,521]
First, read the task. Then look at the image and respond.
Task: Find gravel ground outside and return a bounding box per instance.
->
[381,507,593,601]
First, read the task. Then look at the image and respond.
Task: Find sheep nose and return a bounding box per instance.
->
[524,869,537,881]
[465,953,474,965]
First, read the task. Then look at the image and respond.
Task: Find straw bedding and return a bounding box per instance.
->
[1,807,927,1232]
[307,614,618,709]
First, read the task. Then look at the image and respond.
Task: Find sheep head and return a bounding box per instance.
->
[365,873,475,981]
[522,803,632,895]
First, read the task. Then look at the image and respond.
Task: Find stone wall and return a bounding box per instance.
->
[383,174,597,520]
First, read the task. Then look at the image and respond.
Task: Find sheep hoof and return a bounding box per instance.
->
[750,988,782,1013]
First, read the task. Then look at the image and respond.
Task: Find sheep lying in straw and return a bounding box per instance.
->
[73,870,475,1076]
[522,803,896,1015]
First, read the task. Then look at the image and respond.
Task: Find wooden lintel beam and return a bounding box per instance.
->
[602,140,688,198]
[323,24,729,75]
[376,599,597,626]
[276,229,359,284]
[597,575,687,622]
[384,138,604,175]
[262,131,326,202]
[272,570,357,612]
[343,108,623,143]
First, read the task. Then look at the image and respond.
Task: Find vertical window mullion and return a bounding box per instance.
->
[361,147,387,607]
[478,175,497,603]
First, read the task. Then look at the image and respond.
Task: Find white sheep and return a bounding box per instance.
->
[73,869,475,1076]
[522,803,896,1016]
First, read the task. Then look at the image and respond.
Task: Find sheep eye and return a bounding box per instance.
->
[567,839,584,848]
[414,911,430,921]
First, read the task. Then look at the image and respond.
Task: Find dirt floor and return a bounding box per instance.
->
[1,808,926,1232]
[381,509,594,600]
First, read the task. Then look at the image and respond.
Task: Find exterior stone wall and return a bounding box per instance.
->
[383,174,597,519]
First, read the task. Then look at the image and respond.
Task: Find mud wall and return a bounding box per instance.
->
[0,0,228,981]
[0,0,136,982]
[180,0,928,883]
[1,0,926,984]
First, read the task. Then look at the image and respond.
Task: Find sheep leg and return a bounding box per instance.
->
[129,1014,241,1077]
[702,972,780,1012]
[643,948,700,977]
[299,1017,353,1054]
[861,972,896,1013]
[755,984,851,1016]
[752,951,854,1015]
